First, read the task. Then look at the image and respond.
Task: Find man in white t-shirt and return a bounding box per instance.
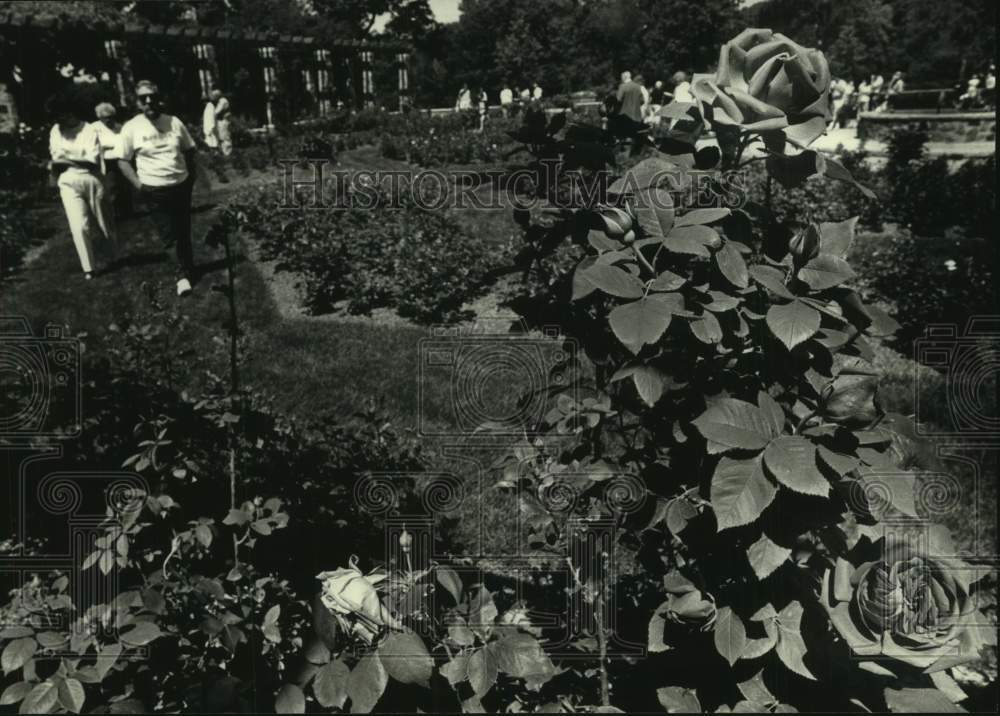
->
[117,80,199,296]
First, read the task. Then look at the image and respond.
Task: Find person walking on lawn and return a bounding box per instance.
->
[211,88,233,157]
[117,80,199,297]
[48,88,117,280]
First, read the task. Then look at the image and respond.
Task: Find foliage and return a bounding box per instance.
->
[0,190,34,280]
[496,27,997,713]
[229,179,512,323]
[745,0,996,84]
[0,236,430,714]
[848,229,994,348]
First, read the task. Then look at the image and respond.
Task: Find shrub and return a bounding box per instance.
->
[230,180,511,323]
[848,228,995,348]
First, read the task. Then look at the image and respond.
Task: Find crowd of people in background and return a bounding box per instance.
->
[455,80,543,130]
[828,61,996,129]
[603,70,693,126]
[46,81,231,296]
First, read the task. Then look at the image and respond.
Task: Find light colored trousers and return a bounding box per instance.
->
[57,169,116,274]
[216,118,233,156]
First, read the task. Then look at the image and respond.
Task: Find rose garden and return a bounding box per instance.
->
[0,2,997,715]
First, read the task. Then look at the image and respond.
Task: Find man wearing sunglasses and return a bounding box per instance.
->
[117,80,199,296]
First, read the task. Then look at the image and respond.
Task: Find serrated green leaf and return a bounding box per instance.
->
[19,681,57,715]
[120,622,161,646]
[766,300,820,350]
[675,208,731,226]
[346,655,387,713]
[491,634,555,689]
[757,392,785,436]
[798,254,855,291]
[609,298,674,354]
[436,566,463,604]
[711,457,777,531]
[580,263,645,299]
[657,686,702,712]
[714,607,747,666]
[694,399,777,452]
[689,311,724,344]
[314,660,350,708]
[275,684,305,714]
[819,217,858,258]
[716,242,749,288]
[0,681,31,706]
[747,533,792,580]
[377,632,433,687]
[749,265,795,299]
[57,678,85,714]
[763,436,829,496]
[775,602,816,680]
[883,686,963,713]
[468,647,499,697]
[1,638,36,675]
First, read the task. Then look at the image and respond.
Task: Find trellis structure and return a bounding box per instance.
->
[0,8,410,129]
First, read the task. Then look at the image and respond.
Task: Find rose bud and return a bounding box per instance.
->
[399,528,412,554]
[833,288,873,331]
[622,229,636,244]
[789,225,821,264]
[821,374,881,427]
[599,206,634,238]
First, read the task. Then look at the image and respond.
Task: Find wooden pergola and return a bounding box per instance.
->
[0,7,410,129]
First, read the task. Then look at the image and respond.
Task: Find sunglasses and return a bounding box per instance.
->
[137,94,159,104]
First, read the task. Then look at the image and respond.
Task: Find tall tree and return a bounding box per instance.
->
[826,0,894,80]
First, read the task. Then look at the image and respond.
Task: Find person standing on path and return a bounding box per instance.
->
[616,72,645,123]
[48,89,117,280]
[212,88,233,157]
[202,93,219,151]
[93,101,128,223]
[116,80,199,297]
[499,83,513,117]
[455,84,472,112]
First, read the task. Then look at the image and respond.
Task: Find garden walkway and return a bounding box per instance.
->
[813,127,995,158]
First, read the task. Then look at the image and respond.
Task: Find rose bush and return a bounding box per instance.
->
[823,531,995,673]
[694,28,832,150]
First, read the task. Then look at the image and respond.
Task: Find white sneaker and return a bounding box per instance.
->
[176,278,192,297]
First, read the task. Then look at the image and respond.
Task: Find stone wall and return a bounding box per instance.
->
[857,111,996,144]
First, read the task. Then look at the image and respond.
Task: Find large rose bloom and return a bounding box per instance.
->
[822,534,993,672]
[693,28,831,149]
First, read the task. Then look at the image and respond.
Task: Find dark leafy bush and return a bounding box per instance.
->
[0,189,33,279]
[848,228,995,348]
[230,180,511,323]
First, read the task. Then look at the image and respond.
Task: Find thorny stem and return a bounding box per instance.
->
[565,556,610,707]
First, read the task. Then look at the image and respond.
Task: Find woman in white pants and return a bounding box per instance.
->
[48,91,116,279]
